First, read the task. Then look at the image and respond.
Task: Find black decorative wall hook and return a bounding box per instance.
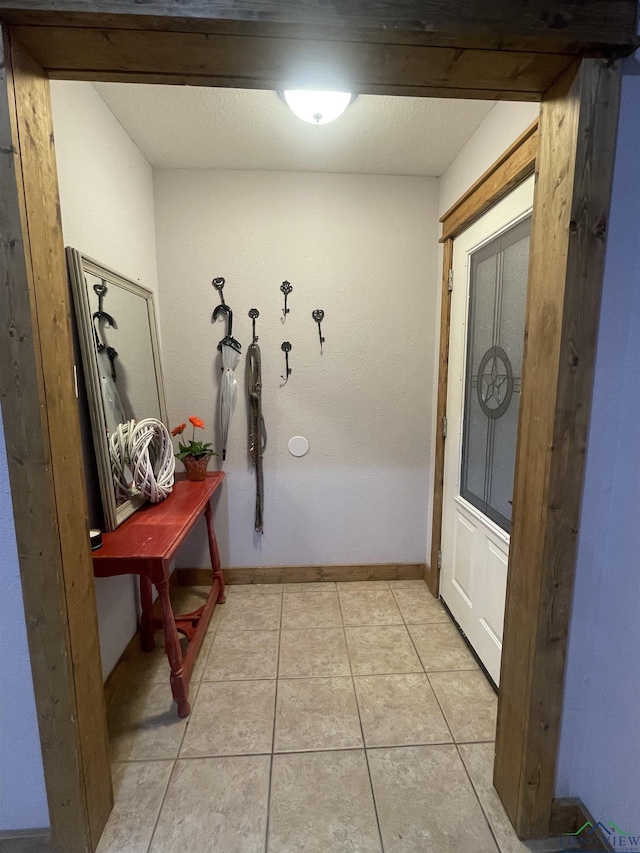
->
[280,281,293,321]
[312,309,325,352]
[212,275,241,353]
[212,276,226,305]
[281,341,292,383]
[212,276,231,329]
[248,308,260,344]
[91,281,119,380]
[92,281,116,352]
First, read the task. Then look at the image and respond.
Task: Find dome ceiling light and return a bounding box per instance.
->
[281,90,355,125]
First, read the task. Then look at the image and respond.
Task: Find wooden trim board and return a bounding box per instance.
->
[9,25,577,101]
[0,27,111,853]
[426,238,454,596]
[494,58,622,837]
[440,119,539,241]
[178,564,426,587]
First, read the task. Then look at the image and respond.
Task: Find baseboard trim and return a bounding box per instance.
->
[178,563,427,587]
[424,559,438,596]
[550,798,614,852]
[0,829,53,852]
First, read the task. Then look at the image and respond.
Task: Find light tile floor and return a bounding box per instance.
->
[100,581,572,853]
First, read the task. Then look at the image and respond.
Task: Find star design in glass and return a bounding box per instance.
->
[480,356,508,407]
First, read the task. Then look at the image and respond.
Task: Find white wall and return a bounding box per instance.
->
[50,80,159,678]
[438,102,540,215]
[555,57,640,829]
[154,169,439,569]
[0,410,50,832]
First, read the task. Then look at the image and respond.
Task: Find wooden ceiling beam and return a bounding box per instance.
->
[0,1,637,52]
[10,25,577,101]
[0,10,632,56]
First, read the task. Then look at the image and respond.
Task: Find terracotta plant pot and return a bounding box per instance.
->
[183,453,212,482]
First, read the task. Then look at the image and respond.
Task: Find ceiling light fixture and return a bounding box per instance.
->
[281,90,355,125]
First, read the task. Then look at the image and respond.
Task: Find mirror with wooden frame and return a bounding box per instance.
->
[66,248,168,530]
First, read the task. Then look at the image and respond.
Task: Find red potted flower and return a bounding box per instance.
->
[172,416,217,481]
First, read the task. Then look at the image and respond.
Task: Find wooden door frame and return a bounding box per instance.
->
[0,29,112,853]
[0,5,628,850]
[429,59,621,836]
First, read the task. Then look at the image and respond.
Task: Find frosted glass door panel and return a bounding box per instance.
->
[460,217,531,532]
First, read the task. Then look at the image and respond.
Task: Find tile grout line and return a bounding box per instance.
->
[389,584,459,631]
[144,678,195,853]
[264,584,284,853]
[454,741,503,853]
[336,584,386,853]
[199,667,481,685]
[170,740,487,761]
[403,619,458,745]
[143,756,177,853]
[424,668,458,743]
[394,585,493,747]
[390,583,501,848]
[143,589,227,853]
[194,605,224,683]
[389,584,412,630]
[131,581,484,853]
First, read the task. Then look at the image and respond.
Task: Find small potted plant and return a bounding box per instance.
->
[172,416,217,481]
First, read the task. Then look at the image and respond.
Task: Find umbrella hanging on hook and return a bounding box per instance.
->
[247,309,266,533]
[212,277,241,462]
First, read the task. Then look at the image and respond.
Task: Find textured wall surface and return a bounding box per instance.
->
[51,80,159,679]
[556,58,640,829]
[154,169,439,568]
[437,101,539,216]
[0,412,50,831]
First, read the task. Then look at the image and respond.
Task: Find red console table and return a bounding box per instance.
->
[93,472,226,717]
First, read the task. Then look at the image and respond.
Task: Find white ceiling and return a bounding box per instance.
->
[93,84,495,177]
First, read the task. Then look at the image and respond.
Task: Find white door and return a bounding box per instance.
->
[440,176,534,685]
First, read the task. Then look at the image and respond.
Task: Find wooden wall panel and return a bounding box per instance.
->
[0,29,112,852]
[494,58,622,837]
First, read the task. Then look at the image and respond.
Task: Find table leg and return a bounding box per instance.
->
[205,500,226,603]
[157,578,190,718]
[139,575,156,652]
